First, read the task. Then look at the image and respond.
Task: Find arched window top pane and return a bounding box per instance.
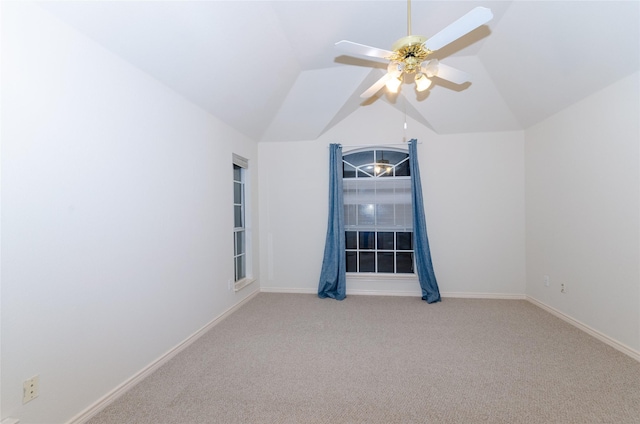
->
[343,148,409,178]
[343,150,374,168]
[375,150,408,166]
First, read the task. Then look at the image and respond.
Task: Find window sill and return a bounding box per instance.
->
[234,277,256,292]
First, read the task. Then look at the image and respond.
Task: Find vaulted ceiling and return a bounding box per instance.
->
[38,1,639,142]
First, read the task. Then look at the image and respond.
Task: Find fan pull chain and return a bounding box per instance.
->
[403,97,408,142]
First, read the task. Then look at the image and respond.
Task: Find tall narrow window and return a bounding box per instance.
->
[343,149,414,274]
[232,154,250,286]
[233,164,245,281]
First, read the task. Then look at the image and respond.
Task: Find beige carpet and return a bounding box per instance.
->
[87,293,640,423]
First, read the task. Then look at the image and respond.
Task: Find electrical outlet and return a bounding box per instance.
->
[544,275,550,287]
[560,283,566,294]
[23,375,39,404]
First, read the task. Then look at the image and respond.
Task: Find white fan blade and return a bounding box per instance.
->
[360,72,394,98]
[432,62,472,84]
[423,7,493,52]
[335,40,394,60]
[422,59,440,78]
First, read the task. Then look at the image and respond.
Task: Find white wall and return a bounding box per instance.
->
[259,100,526,297]
[1,3,259,423]
[5,2,636,422]
[525,72,640,352]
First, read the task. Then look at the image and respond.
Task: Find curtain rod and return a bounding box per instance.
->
[328,141,421,148]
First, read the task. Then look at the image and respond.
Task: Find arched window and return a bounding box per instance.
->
[342,149,414,274]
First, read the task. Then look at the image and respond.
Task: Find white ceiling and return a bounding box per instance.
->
[38,1,639,142]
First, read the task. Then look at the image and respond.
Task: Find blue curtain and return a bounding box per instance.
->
[318,143,346,300]
[409,139,441,303]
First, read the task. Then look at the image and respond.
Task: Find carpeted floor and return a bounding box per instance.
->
[87,293,640,423]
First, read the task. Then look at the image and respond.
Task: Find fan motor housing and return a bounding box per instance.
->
[392,35,427,51]
[391,35,430,74]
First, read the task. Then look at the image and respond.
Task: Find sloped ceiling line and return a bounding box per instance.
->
[38,1,640,142]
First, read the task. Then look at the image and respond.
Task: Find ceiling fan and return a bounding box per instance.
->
[335,0,493,98]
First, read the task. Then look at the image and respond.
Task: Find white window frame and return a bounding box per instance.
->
[232,154,254,291]
[342,147,415,275]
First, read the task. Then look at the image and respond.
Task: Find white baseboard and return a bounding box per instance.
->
[260,287,420,297]
[260,287,526,300]
[260,287,316,294]
[442,292,526,300]
[527,296,640,363]
[66,289,260,424]
[348,289,421,297]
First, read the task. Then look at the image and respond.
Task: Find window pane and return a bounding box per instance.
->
[395,158,410,176]
[376,163,393,177]
[234,260,238,281]
[395,203,412,229]
[345,231,357,249]
[343,179,358,193]
[235,255,246,281]
[346,251,357,272]
[377,232,394,250]
[234,205,243,228]
[233,164,242,181]
[344,151,374,168]
[235,231,245,255]
[397,232,412,250]
[357,204,375,226]
[359,232,375,250]
[343,162,356,178]
[377,252,394,273]
[344,204,357,227]
[377,150,408,166]
[234,182,242,204]
[396,252,414,273]
[357,183,376,202]
[357,169,373,178]
[376,204,395,227]
[359,252,375,272]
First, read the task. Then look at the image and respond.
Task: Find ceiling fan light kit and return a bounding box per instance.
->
[335,1,493,98]
[385,76,403,93]
[414,73,432,92]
